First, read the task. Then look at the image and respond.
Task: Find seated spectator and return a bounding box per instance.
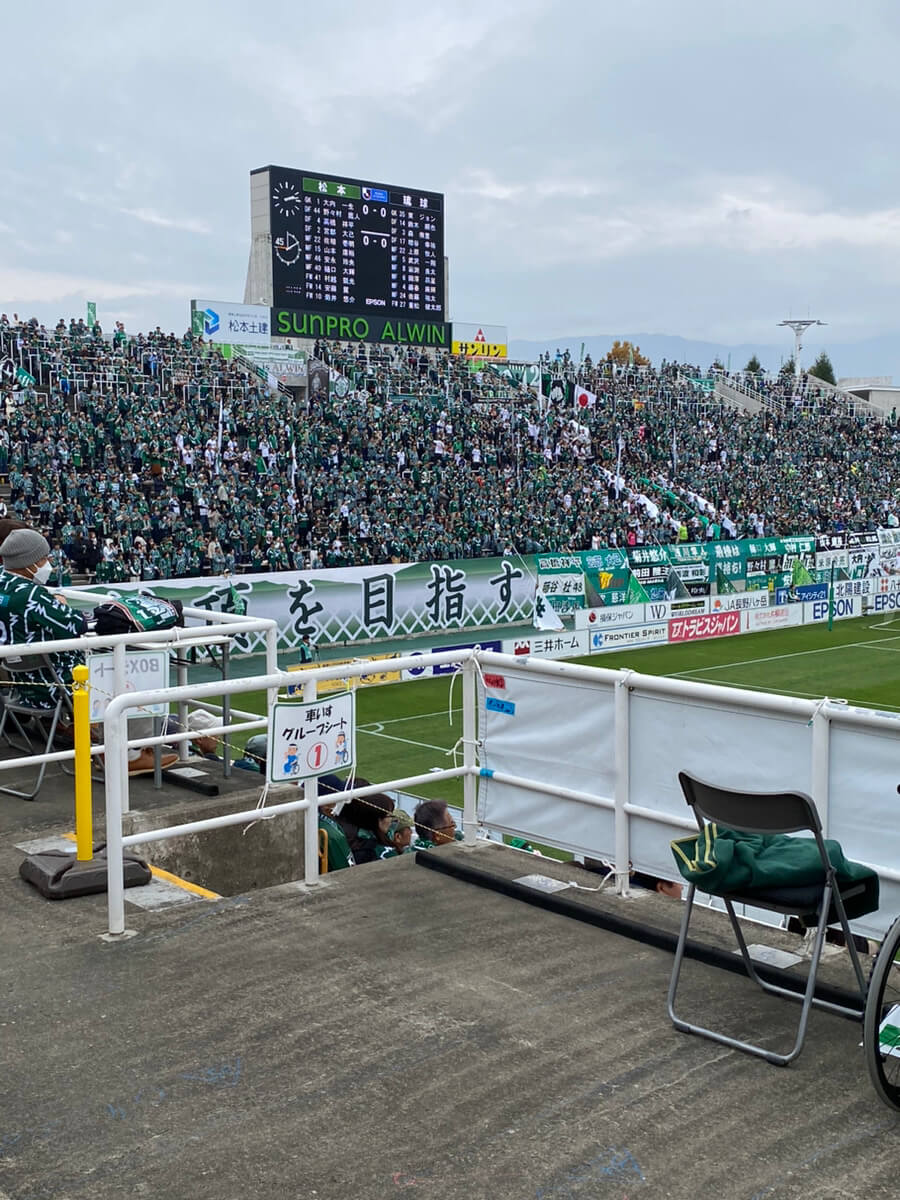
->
[388,808,415,853]
[413,799,463,848]
[0,527,86,712]
[317,773,357,871]
[333,780,398,864]
[185,712,262,772]
[232,732,266,773]
[0,528,177,773]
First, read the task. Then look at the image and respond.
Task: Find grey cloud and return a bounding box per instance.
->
[0,0,897,358]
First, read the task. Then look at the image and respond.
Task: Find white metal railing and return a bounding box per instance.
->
[101,650,480,935]
[99,646,900,940]
[0,603,278,812]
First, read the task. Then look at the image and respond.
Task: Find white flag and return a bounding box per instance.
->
[615,433,624,497]
[533,584,564,631]
[574,385,596,411]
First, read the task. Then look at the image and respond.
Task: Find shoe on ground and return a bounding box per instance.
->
[127,748,179,776]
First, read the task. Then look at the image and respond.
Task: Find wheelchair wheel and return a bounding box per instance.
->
[864,914,900,1109]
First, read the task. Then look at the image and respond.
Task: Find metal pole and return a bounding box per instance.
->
[265,620,279,713]
[112,641,130,815]
[302,675,320,885]
[810,707,831,836]
[176,654,188,747]
[222,642,231,778]
[104,702,127,937]
[462,657,477,846]
[72,665,93,861]
[614,674,631,895]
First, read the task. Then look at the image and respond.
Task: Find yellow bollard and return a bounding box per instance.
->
[72,664,93,862]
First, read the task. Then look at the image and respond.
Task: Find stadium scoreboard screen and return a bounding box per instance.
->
[266,167,445,322]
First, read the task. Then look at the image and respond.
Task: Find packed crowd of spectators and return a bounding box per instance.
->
[1,312,897,582]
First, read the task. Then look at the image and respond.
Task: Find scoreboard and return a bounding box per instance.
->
[267,167,445,322]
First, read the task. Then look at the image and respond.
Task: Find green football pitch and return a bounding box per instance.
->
[227,610,900,815]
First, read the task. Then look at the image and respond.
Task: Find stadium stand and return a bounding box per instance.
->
[0,312,897,582]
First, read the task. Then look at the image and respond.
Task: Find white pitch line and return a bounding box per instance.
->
[358,729,452,753]
[359,708,460,728]
[668,672,900,712]
[672,637,900,677]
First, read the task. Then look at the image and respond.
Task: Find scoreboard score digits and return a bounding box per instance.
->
[268,167,445,322]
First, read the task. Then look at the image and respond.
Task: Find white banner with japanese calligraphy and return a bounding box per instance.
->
[74,556,535,655]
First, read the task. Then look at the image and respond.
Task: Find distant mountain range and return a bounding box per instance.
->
[508,332,900,383]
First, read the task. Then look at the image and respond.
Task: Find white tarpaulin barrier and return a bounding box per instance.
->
[474,652,900,938]
[478,665,616,855]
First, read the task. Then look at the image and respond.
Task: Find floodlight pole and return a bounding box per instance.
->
[778,318,826,377]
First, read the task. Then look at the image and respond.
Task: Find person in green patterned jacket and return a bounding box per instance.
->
[0,528,87,709]
[0,527,178,773]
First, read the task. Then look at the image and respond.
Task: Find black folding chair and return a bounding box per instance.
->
[667,770,871,1066]
[0,653,75,801]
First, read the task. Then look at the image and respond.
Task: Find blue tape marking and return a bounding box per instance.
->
[485,697,515,716]
[479,767,494,778]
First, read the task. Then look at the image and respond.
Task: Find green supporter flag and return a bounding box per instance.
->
[791,559,815,586]
[230,584,247,616]
[665,568,691,600]
[86,301,96,328]
[827,561,836,631]
[716,567,737,594]
[625,573,650,604]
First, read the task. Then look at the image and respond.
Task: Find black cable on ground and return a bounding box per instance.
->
[415,850,865,1020]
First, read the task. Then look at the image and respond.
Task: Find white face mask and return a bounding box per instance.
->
[31,562,52,585]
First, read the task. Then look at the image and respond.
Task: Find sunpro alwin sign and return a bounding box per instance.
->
[273,307,450,347]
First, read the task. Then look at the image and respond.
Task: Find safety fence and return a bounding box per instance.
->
[99,649,900,940]
[0,599,277,814]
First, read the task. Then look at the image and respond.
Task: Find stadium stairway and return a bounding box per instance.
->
[709,372,766,414]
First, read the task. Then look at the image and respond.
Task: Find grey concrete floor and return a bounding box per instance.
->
[1,807,898,1200]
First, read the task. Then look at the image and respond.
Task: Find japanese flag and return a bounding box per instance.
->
[574,385,596,410]
[533,584,565,632]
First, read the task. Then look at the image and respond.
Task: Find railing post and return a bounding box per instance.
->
[265,621,279,714]
[302,675,320,885]
[72,665,93,861]
[104,702,128,936]
[462,655,478,846]
[112,641,130,815]
[614,673,632,895]
[810,704,831,835]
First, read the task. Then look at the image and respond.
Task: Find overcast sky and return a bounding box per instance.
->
[1,0,899,348]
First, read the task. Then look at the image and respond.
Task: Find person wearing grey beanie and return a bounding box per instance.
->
[0,524,88,718]
[0,526,178,774]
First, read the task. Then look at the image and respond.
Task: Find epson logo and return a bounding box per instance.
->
[365,297,386,307]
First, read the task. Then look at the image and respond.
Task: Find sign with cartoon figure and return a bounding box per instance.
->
[267,692,355,784]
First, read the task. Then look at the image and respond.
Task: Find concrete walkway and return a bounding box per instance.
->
[1,790,898,1199]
